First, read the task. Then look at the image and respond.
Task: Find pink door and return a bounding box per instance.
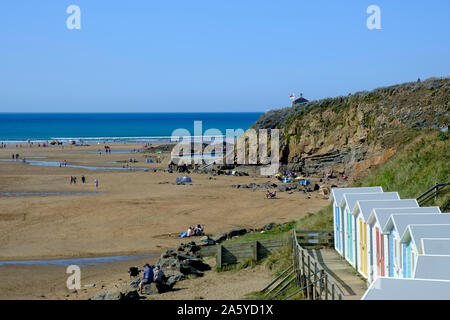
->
[380,234,385,277]
[376,228,381,276]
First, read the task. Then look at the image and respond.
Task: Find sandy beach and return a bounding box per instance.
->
[0,142,328,299]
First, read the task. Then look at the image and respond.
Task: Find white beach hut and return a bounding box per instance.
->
[400,224,450,278]
[413,255,450,281]
[339,192,399,269]
[383,211,447,278]
[367,207,441,279]
[329,187,383,256]
[351,199,418,282]
[361,277,450,300]
[420,238,450,255]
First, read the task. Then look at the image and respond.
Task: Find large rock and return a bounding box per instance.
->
[227,227,248,239]
[141,283,160,295]
[129,277,142,290]
[95,286,140,300]
[211,232,227,243]
[263,222,276,232]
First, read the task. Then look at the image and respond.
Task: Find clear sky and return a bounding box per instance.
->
[0,0,449,112]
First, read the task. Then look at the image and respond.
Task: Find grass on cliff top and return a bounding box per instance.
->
[353,130,450,211]
[229,130,449,244]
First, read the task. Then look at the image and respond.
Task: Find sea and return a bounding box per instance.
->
[0,113,263,144]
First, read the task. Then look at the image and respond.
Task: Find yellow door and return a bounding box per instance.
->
[359,218,364,274]
[363,222,368,276]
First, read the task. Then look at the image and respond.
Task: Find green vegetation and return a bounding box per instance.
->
[244,245,305,300]
[214,257,258,273]
[294,204,333,230]
[223,221,295,244]
[354,131,450,211]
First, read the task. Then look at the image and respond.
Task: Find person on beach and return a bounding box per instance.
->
[73,177,77,184]
[153,265,165,284]
[138,264,154,293]
[194,224,204,236]
[95,179,98,188]
[64,160,67,167]
[70,176,73,184]
[81,176,85,184]
[187,226,194,237]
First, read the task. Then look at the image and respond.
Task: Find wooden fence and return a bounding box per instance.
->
[261,230,344,300]
[199,238,289,268]
[199,230,334,268]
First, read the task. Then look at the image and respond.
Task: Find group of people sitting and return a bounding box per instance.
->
[187,224,204,237]
[276,170,298,181]
[137,264,166,293]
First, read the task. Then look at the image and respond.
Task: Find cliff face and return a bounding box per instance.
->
[252,77,450,179]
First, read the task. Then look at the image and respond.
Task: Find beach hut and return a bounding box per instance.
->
[339,192,399,268]
[329,187,383,257]
[361,277,450,300]
[366,207,438,279]
[382,211,446,278]
[413,255,450,281]
[351,198,418,281]
[400,224,450,278]
[420,238,450,255]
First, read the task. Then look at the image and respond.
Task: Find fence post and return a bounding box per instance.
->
[331,283,335,300]
[324,272,328,300]
[253,241,258,262]
[313,262,318,300]
[307,255,311,299]
[217,245,223,269]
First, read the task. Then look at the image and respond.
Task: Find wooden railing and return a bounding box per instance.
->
[416,182,449,206]
[291,230,344,300]
[261,230,344,300]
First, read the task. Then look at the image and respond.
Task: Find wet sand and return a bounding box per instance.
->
[0,143,328,299]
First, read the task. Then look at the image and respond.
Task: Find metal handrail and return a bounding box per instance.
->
[417,183,449,205]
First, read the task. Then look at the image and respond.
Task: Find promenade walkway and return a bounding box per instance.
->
[305,248,368,300]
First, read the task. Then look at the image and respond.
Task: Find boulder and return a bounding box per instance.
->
[98,286,141,300]
[91,292,107,300]
[227,227,247,239]
[141,283,160,295]
[263,222,276,232]
[129,277,142,290]
[211,232,227,243]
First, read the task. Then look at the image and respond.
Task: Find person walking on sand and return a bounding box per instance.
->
[70,176,73,184]
[81,176,85,184]
[95,179,98,188]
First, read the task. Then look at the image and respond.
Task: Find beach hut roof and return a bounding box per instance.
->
[339,192,398,211]
[329,186,383,204]
[368,207,441,230]
[351,199,417,221]
[383,212,450,236]
[400,224,450,247]
[361,277,450,300]
[420,238,450,255]
[413,255,450,281]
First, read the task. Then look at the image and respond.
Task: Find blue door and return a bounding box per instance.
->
[402,243,407,278]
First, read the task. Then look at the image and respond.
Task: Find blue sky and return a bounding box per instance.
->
[0,0,449,112]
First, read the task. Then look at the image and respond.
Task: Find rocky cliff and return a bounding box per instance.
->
[252,77,450,179]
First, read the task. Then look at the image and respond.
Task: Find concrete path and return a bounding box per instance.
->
[305,248,368,300]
